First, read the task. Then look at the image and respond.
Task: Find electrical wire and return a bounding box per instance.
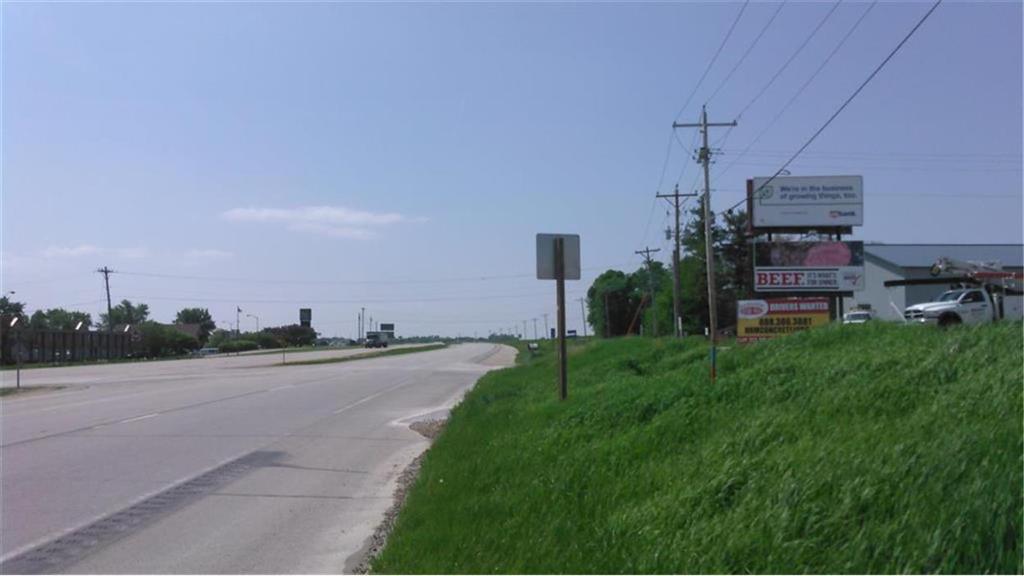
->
[725,0,944,213]
[716,0,878,182]
[705,1,788,105]
[673,0,750,122]
[752,0,943,195]
[114,263,632,287]
[707,0,842,156]
[736,0,842,120]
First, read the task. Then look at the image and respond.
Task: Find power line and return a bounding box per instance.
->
[715,0,878,182]
[720,148,1021,161]
[705,0,788,105]
[655,128,676,194]
[751,0,943,195]
[120,290,589,305]
[735,0,842,120]
[708,0,842,153]
[115,263,632,287]
[725,0,943,214]
[673,0,750,122]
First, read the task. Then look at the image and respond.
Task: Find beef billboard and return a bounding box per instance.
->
[753,241,865,292]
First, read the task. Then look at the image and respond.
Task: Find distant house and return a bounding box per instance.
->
[843,244,1024,321]
[171,323,202,340]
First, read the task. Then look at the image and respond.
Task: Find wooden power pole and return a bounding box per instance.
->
[674,105,736,381]
[634,246,661,337]
[656,184,698,337]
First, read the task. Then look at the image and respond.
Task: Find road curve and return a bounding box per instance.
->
[0,342,515,574]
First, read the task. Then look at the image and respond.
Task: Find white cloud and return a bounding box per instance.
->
[42,244,101,258]
[40,244,148,260]
[184,248,233,261]
[114,247,150,259]
[222,205,420,239]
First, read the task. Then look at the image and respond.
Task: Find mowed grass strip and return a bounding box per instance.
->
[372,322,1023,574]
[278,343,447,366]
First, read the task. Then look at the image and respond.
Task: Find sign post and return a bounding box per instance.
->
[537,233,580,401]
[555,238,567,400]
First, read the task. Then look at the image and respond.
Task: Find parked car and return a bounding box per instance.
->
[842,310,873,324]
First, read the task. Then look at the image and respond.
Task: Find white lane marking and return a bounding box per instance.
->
[333,379,415,415]
[119,413,159,424]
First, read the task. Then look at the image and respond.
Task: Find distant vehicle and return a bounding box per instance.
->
[364,331,389,349]
[842,310,873,324]
[197,347,219,356]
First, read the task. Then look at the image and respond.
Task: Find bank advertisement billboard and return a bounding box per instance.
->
[754,241,865,292]
[737,298,831,343]
[750,175,863,229]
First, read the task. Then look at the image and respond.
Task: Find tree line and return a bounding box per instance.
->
[586,205,753,337]
[0,296,318,358]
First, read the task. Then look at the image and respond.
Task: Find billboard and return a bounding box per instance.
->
[750,175,863,229]
[754,241,865,292]
[299,308,312,327]
[737,298,831,343]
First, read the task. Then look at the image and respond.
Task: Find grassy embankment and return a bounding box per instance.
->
[278,343,447,366]
[373,322,1023,574]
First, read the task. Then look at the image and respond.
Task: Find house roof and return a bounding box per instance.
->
[865,244,1024,270]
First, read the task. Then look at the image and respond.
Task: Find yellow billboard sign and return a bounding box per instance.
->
[737,298,831,344]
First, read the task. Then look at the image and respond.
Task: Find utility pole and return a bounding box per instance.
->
[96,267,114,330]
[523,320,528,340]
[577,297,588,337]
[634,247,662,337]
[674,105,737,381]
[96,267,115,360]
[532,318,538,340]
[542,313,549,339]
[360,307,365,340]
[236,306,242,338]
[657,185,698,338]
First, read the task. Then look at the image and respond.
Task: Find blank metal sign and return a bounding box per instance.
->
[536,234,581,280]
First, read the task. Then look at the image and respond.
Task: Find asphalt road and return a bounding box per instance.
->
[0,343,514,574]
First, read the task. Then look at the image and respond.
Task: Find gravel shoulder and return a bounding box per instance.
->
[347,419,447,574]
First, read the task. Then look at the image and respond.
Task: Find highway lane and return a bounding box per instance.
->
[0,343,514,573]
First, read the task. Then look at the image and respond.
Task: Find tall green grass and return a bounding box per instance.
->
[372,322,1023,574]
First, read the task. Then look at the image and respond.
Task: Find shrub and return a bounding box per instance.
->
[218,339,259,353]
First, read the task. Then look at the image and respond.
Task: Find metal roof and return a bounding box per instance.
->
[865,244,1024,269]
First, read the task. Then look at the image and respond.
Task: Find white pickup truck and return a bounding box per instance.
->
[904,288,1023,327]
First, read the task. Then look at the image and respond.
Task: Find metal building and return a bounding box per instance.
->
[842,244,1024,321]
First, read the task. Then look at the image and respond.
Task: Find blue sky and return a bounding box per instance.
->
[3,1,1021,338]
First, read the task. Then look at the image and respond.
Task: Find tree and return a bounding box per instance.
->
[680,199,729,334]
[29,310,49,330]
[175,308,216,345]
[100,300,149,329]
[207,329,233,348]
[29,309,93,331]
[719,209,754,327]
[586,270,632,338]
[264,324,318,347]
[137,321,199,357]
[0,296,25,319]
